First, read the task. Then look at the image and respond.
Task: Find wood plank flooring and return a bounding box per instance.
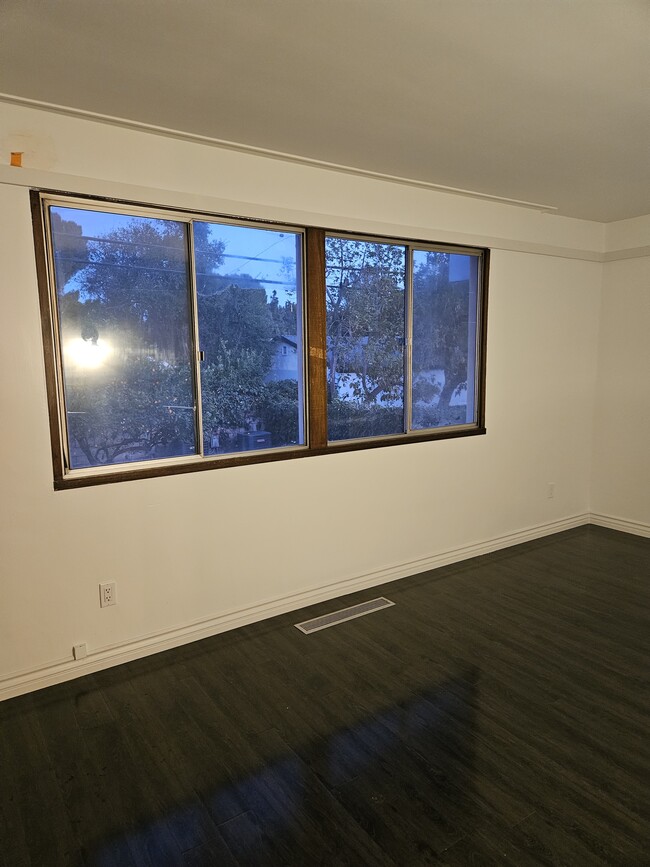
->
[1,525,648,865]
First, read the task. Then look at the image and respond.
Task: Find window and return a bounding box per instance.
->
[324,236,483,442]
[326,236,406,440]
[51,207,198,469]
[193,221,305,456]
[33,193,488,487]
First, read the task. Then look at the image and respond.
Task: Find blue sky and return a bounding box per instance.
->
[53,206,300,304]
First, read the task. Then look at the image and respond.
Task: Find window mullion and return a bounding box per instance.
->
[187,222,205,457]
[305,227,328,449]
[405,245,414,434]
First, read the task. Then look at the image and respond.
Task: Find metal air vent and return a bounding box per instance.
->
[295,597,394,634]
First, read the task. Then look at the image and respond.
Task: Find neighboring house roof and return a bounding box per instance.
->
[276,334,298,347]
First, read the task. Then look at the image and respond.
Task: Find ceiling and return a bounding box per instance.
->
[1,0,649,222]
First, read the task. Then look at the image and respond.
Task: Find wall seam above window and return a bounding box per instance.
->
[2,166,631,263]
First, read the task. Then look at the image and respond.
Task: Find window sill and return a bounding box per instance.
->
[53,426,486,489]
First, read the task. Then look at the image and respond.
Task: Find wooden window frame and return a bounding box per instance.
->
[31,190,489,490]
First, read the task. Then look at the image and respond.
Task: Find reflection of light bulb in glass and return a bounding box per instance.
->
[65,337,112,369]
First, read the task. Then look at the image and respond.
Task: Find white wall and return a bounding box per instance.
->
[591,250,650,530]
[0,101,637,699]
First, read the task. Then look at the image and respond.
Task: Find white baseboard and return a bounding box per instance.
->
[0,511,599,702]
[589,512,650,538]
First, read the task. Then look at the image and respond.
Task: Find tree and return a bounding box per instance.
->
[63,211,298,460]
[197,277,275,371]
[196,273,281,449]
[268,289,298,335]
[412,252,471,424]
[66,358,196,466]
[254,379,300,446]
[199,344,268,443]
[57,215,225,466]
[325,237,405,405]
[51,210,89,287]
[72,217,225,360]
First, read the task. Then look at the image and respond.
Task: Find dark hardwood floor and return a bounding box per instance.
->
[1,525,649,866]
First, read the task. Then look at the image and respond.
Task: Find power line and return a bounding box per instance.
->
[53,230,291,266]
[54,255,297,286]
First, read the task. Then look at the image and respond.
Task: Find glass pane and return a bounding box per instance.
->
[325,237,406,441]
[194,222,304,454]
[50,206,197,469]
[411,250,479,430]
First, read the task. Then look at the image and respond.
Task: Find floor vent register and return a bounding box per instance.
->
[295,597,395,634]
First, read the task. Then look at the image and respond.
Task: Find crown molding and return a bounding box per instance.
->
[0,92,558,212]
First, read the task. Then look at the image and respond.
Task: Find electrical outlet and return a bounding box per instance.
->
[73,643,87,660]
[547,482,556,499]
[99,582,116,608]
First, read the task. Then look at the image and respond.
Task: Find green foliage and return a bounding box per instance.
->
[57,288,105,347]
[56,215,304,461]
[412,252,470,419]
[197,280,276,371]
[73,218,224,361]
[197,278,284,448]
[58,215,224,466]
[66,358,195,466]
[325,238,405,406]
[51,211,89,288]
[200,346,268,442]
[410,404,467,429]
[327,400,403,440]
[268,289,298,335]
[58,214,472,459]
[255,379,300,446]
[412,376,441,405]
[193,222,227,296]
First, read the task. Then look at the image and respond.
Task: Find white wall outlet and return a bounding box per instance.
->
[72,643,87,660]
[547,482,556,499]
[99,582,116,608]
